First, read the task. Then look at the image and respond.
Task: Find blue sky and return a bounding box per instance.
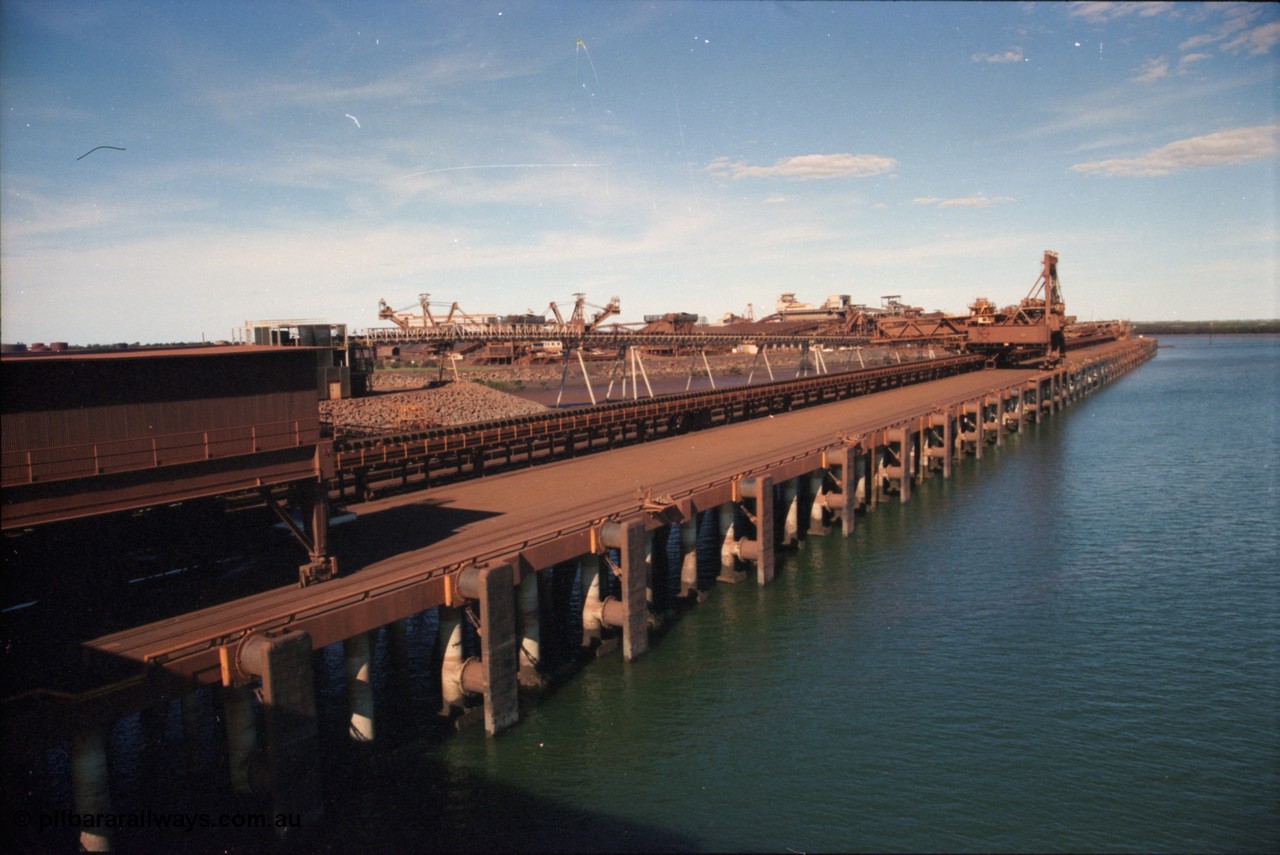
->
[2,1,1277,345]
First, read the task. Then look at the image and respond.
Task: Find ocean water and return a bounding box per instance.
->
[33,337,1278,853]
[322,336,1275,854]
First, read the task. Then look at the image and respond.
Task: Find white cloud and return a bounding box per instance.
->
[1178,5,1277,57]
[1067,2,1174,25]
[1071,124,1280,176]
[1014,72,1266,142]
[704,153,898,181]
[1132,57,1169,83]
[972,47,1024,64]
[1224,19,1280,57]
[1178,52,1212,67]
[912,196,1016,208]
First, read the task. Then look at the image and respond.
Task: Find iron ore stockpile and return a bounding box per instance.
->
[321,350,924,436]
[321,379,548,435]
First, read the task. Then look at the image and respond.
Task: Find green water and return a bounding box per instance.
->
[379,337,1277,853]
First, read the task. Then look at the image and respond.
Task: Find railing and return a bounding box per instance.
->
[1,417,321,487]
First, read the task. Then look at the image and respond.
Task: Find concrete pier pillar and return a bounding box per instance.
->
[869,435,882,509]
[71,726,112,852]
[222,683,258,793]
[437,608,466,715]
[966,401,983,460]
[899,428,913,503]
[679,517,699,597]
[580,555,605,645]
[816,447,856,537]
[235,630,323,827]
[808,470,830,536]
[516,571,542,688]
[717,502,746,582]
[599,519,650,660]
[838,447,858,536]
[457,563,520,735]
[643,530,657,609]
[941,412,954,478]
[990,396,1004,448]
[739,475,775,585]
[916,418,930,485]
[854,446,868,512]
[781,477,801,546]
[1004,391,1015,435]
[344,631,375,742]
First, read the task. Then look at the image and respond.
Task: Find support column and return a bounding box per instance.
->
[987,397,998,439]
[898,427,913,503]
[516,571,542,688]
[222,683,257,794]
[644,529,657,610]
[974,401,984,460]
[869,434,881,510]
[966,401,983,460]
[781,477,801,546]
[916,417,929,484]
[344,631,375,742]
[457,563,520,735]
[678,516,699,597]
[824,446,857,537]
[854,445,868,512]
[840,447,858,536]
[298,474,336,586]
[941,411,954,478]
[580,555,605,646]
[807,470,830,537]
[71,726,112,852]
[236,630,323,827]
[717,503,747,583]
[738,475,775,585]
[599,520,649,661]
[437,607,466,715]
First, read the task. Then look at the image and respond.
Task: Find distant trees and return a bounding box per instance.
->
[1132,320,1280,335]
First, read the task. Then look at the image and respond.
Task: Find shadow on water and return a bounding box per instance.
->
[10,705,701,854]
[7,601,700,854]
[305,738,703,854]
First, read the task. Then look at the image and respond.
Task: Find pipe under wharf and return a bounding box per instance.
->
[14,338,1155,850]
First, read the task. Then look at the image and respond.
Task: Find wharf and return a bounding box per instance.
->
[84,342,1150,701]
[4,337,1155,851]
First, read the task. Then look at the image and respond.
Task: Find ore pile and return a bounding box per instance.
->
[322,381,548,435]
[369,372,441,391]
